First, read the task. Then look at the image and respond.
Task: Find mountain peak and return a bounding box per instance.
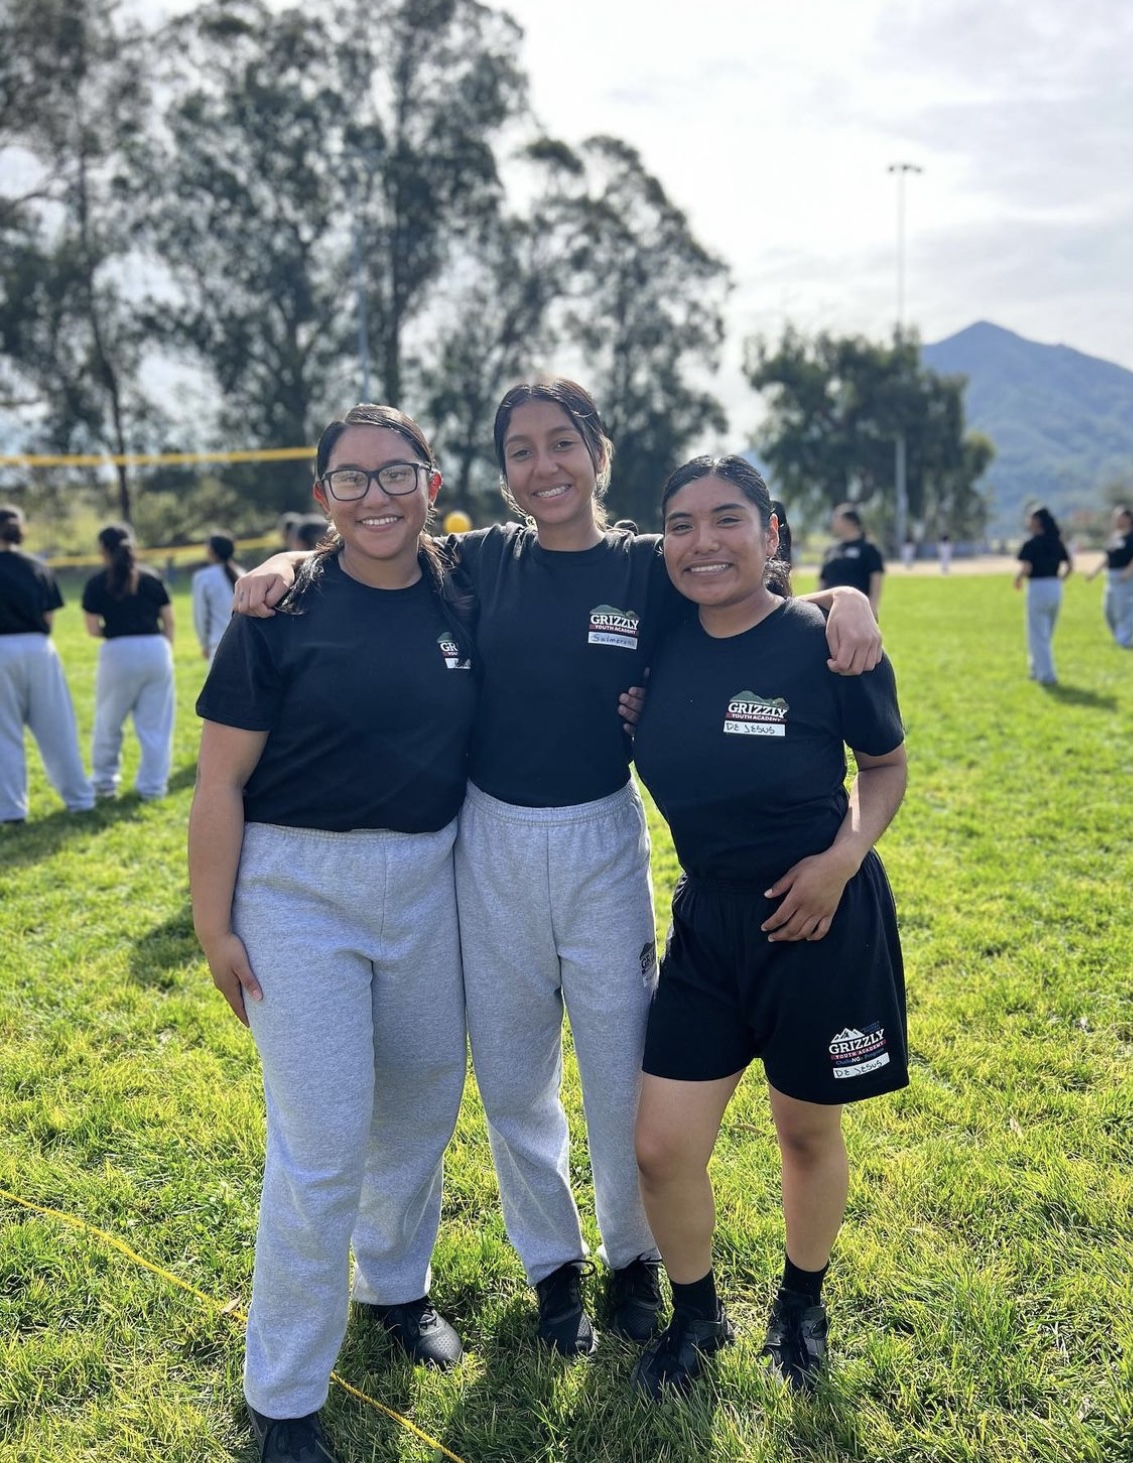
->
[922,324,1133,530]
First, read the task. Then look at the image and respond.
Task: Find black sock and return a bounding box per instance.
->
[780,1254,828,1305]
[670,1269,718,1321]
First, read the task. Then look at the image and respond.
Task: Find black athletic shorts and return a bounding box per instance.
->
[642,851,908,1104]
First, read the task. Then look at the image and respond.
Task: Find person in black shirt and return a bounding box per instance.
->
[630,455,907,1402]
[190,405,478,1463]
[0,504,93,821]
[1014,505,1072,684]
[1085,504,1133,648]
[818,504,885,617]
[231,380,885,1360]
[82,525,176,800]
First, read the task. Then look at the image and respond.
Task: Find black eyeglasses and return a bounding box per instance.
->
[321,463,430,500]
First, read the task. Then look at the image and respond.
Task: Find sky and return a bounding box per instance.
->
[147,0,1133,433]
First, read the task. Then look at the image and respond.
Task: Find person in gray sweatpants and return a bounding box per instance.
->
[1015,506,1072,685]
[82,525,175,800]
[0,505,93,821]
[190,404,479,1463]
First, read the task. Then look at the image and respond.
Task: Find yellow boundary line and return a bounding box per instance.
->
[0,1186,468,1463]
[0,447,315,468]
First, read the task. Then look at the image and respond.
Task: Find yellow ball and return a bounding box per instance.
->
[442,510,473,534]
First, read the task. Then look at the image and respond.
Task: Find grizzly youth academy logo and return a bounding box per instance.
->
[588,605,639,649]
[437,632,471,670]
[723,691,789,736]
[828,1024,890,1080]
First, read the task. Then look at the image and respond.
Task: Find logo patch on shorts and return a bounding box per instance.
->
[829,1024,890,1080]
[638,940,657,985]
[437,632,471,670]
[723,690,789,736]
[588,604,639,649]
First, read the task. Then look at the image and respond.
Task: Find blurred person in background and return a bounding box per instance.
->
[1014,506,1072,685]
[192,532,243,662]
[82,524,175,800]
[818,505,884,618]
[1084,505,1133,649]
[0,504,94,823]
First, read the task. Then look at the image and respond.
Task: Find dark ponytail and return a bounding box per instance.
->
[98,524,136,598]
[208,533,241,588]
[0,506,24,545]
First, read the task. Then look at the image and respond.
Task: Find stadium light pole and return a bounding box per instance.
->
[887,161,923,553]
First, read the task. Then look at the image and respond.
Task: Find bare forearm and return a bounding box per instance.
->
[188,781,246,948]
[829,760,907,873]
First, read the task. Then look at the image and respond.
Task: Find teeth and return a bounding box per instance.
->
[688,564,730,573]
[361,516,398,526]
[534,485,570,498]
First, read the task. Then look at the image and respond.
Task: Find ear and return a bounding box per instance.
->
[312,481,329,513]
[767,514,780,557]
[427,470,443,506]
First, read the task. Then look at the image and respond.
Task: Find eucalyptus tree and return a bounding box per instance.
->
[530,135,731,530]
[0,0,155,520]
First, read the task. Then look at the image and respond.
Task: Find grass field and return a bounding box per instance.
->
[2,570,1131,1463]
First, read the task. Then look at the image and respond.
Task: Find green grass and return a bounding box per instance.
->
[2,572,1131,1462]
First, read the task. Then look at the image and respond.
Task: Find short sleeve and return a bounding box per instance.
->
[81,575,102,615]
[834,653,904,758]
[146,572,171,608]
[195,616,285,732]
[40,566,64,614]
[867,543,886,575]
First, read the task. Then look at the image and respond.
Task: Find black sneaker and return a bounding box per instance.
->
[534,1260,597,1356]
[761,1289,828,1393]
[606,1256,664,1343]
[371,1295,464,1370]
[630,1301,734,1400]
[247,1406,340,1463]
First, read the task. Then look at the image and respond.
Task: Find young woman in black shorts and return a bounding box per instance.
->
[630,454,907,1400]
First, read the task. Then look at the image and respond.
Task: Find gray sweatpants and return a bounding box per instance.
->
[235,819,466,1419]
[456,781,659,1285]
[0,633,93,820]
[92,635,175,798]
[1103,570,1133,648]
[1025,578,1062,683]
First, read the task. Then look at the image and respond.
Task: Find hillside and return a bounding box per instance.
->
[922,321,1133,533]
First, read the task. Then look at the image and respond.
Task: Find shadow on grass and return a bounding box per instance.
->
[1040,683,1119,710]
[129,905,200,990]
[0,762,197,873]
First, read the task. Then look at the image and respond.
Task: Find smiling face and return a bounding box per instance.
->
[663,474,780,630]
[313,425,439,587]
[500,400,606,548]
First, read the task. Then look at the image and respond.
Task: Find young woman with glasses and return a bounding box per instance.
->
[233,380,882,1361]
[190,405,476,1463]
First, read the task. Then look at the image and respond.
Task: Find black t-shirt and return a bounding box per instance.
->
[443,524,682,807]
[82,566,170,636]
[633,599,904,884]
[1018,535,1069,579]
[0,550,64,635]
[819,537,885,595]
[1105,531,1133,571]
[196,556,477,833]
